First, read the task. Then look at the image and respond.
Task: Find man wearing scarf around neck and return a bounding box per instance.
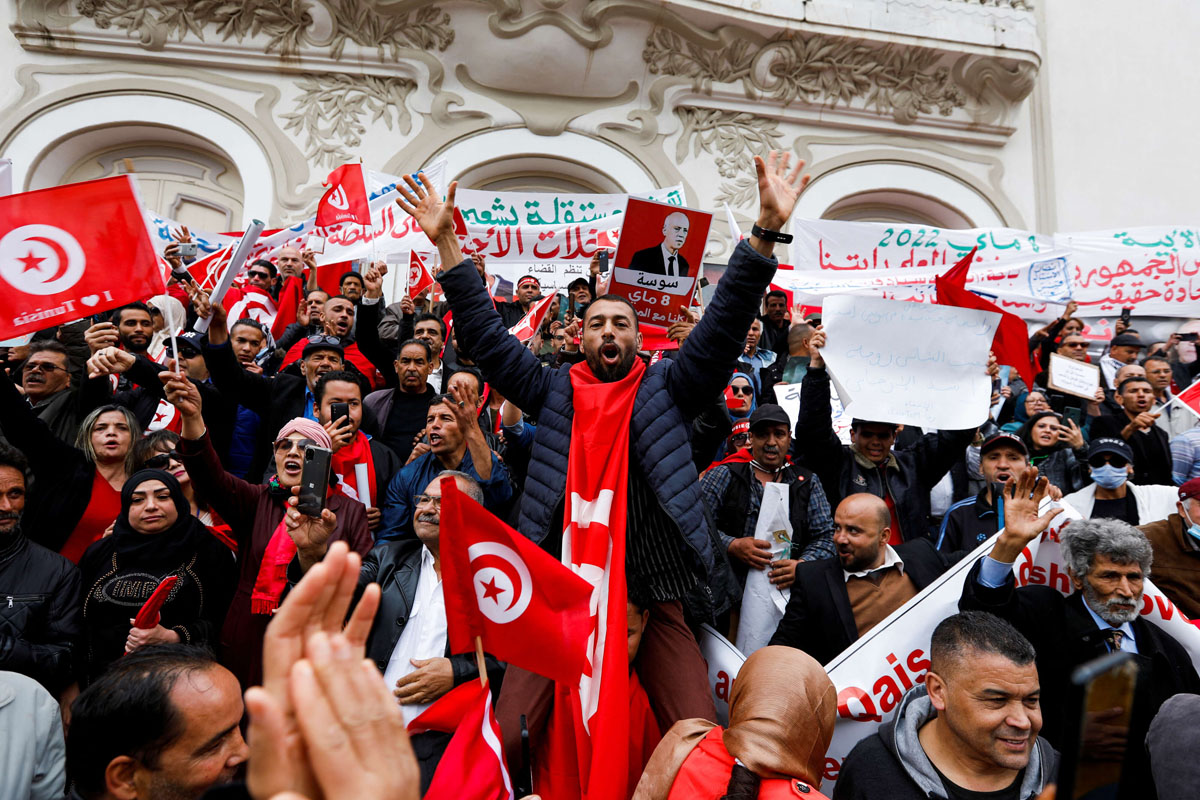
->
[162,374,371,688]
[397,150,811,799]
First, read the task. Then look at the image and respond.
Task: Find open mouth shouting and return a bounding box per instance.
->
[600,341,621,367]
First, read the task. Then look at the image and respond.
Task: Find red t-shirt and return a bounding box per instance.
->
[60,470,122,564]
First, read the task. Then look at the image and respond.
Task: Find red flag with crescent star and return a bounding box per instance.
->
[316,163,371,227]
[507,293,557,343]
[407,680,514,800]
[408,251,435,299]
[439,478,593,685]
[0,176,164,339]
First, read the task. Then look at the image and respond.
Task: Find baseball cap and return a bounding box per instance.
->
[981,431,1028,458]
[302,334,344,359]
[1110,333,1144,348]
[748,403,792,432]
[168,331,204,357]
[1180,478,1200,502]
[1087,437,1133,462]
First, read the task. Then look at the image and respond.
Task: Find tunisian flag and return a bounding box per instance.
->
[408,250,435,298]
[439,478,592,685]
[131,576,179,630]
[0,176,164,339]
[316,163,371,227]
[408,680,514,800]
[507,293,557,343]
[1175,377,1200,419]
[935,248,1037,390]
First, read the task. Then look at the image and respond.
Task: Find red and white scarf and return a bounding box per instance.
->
[546,357,644,800]
[332,431,377,507]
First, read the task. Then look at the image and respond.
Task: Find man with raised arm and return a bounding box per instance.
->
[396,151,811,789]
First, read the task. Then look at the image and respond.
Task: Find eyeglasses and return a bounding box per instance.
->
[414,494,442,508]
[729,433,750,447]
[22,362,67,374]
[274,438,316,455]
[729,385,753,397]
[1089,455,1129,469]
[1062,341,1088,349]
[247,270,272,280]
[144,452,182,470]
[307,335,341,346]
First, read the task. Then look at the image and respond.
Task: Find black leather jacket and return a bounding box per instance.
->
[0,533,82,693]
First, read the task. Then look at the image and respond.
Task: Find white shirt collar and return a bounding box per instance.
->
[844,544,905,581]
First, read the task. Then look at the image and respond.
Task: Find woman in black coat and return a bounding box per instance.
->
[78,469,236,684]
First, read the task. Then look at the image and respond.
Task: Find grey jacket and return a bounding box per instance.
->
[0,671,65,800]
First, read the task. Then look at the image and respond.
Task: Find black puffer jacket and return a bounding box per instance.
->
[0,533,82,693]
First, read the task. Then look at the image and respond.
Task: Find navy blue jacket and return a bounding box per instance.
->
[440,239,781,620]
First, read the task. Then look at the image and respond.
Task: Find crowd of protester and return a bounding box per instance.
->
[2,149,1200,800]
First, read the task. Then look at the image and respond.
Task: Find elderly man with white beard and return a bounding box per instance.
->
[960,468,1200,796]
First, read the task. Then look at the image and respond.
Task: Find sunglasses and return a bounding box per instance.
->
[144,452,182,470]
[247,270,272,280]
[729,385,753,397]
[22,361,67,374]
[729,433,750,447]
[1062,341,1088,348]
[1089,455,1129,469]
[307,334,341,346]
[274,438,317,455]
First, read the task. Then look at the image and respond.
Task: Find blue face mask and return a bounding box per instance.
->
[1090,464,1128,490]
[1184,508,1200,544]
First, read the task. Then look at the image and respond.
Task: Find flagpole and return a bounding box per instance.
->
[164,301,181,376]
[475,636,488,687]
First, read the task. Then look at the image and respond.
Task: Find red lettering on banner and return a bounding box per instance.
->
[1155,596,1175,621]
[885,653,914,690]
[871,674,903,713]
[823,758,841,782]
[1047,562,1071,594]
[714,670,733,703]
[906,648,931,682]
[836,686,880,722]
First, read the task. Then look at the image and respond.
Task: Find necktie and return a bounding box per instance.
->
[1103,628,1125,653]
[667,255,676,277]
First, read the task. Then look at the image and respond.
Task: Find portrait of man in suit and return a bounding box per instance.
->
[626,210,692,278]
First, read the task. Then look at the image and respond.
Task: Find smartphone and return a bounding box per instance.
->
[598,250,609,273]
[1180,332,1200,343]
[176,242,197,259]
[330,402,350,427]
[1056,652,1143,800]
[1063,404,1083,428]
[307,235,326,254]
[1049,392,1068,416]
[170,268,197,286]
[1119,307,1132,325]
[296,446,332,517]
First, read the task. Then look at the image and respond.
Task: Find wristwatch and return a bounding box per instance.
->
[751,224,793,244]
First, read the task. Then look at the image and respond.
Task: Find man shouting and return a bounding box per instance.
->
[397,150,811,798]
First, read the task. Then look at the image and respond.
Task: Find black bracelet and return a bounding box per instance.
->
[751,224,793,244]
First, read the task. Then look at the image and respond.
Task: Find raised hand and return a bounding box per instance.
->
[992,467,1059,563]
[286,486,337,557]
[160,370,203,418]
[753,150,812,232]
[246,541,382,800]
[84,322,120,354]
[808,326,826,368]
[396,173,456,244]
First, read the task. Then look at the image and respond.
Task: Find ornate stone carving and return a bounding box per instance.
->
[674,107,783,207]
[281,74,416,167]
[645,29,969,125]
[75,0,453,60]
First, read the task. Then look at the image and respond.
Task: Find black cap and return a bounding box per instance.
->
[748,403,792,432]
[1088,437,1133,462]
[1110,333,1144,348]
[981,431,1028,457]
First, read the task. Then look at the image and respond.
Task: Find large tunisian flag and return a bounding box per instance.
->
[0,176,164,339]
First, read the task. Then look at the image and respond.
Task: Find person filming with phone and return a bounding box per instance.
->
[160,370,371,688]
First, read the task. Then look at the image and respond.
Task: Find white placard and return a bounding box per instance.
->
[1047,352,1101,400]
[775,381,851,445]
[698,624,745,727]
[821,295,999,430]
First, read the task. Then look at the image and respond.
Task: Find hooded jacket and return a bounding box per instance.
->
[834,685,1058,800]
[633,646,836,800]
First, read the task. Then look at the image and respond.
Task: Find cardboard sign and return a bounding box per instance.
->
[1047,352,1101,400]
[820,294,999,431]
[608,197,712,327]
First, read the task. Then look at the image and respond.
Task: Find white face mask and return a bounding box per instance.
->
[1184,505,1200,544]
[1090,464,1128,490]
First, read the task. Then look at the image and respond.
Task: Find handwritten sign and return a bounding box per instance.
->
[1056,226,1200,317]
[1047,353,1101,400]
[775,381,852,445]
[821,295,998,431]
[608,197,711,326]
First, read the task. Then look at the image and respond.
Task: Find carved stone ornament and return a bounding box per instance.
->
[644,28,969,125]
[674,107,783,208]
[280,74,417,168]
[74,0,454,60]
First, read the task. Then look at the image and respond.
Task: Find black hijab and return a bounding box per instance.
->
[112,469,206,566]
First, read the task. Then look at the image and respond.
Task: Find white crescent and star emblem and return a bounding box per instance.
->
[0,224,86,295]
[468,541,531,624]
[327,185,349,210]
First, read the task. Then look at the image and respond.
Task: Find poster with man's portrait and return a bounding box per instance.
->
[610,197,712,327]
